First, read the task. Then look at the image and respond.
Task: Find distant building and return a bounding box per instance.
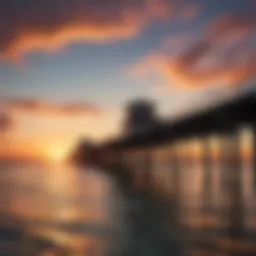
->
[124,99,159,136]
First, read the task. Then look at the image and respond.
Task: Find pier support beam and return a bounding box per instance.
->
[202,137,212,211]
[143,148,153,189]
[253,125,256,194]
[171,146,181,206]
[221,132,244,238]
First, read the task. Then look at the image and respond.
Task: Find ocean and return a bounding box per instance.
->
[0,162,126,255]
[1,161,256,255]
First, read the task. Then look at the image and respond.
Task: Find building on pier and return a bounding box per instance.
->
[123,99,160,136]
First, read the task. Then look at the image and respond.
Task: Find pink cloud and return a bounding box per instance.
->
[179,4,200,20]
[130,7,256,89]
[208,10,256,39]
[2,98,102,117]
[0,0,172,58]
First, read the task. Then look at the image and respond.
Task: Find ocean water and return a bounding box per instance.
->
[1,161,256,256]
[0,162,126,255]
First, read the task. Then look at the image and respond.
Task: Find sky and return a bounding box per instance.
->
[0,0,255,161]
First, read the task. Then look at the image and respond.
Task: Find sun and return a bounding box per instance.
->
[48,146,69,163]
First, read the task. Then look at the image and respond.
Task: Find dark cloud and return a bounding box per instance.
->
[176,40,211,68]
[2,98,102,117]
[0,0,172,58]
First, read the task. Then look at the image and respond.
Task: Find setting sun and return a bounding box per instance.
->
[47,146,70,163]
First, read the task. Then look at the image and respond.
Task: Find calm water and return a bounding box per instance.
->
[1,162,256,255]
[0,163,126,255]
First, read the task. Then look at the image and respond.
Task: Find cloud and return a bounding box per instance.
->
[208,9,256,39]
[179,4,200,21]
[0,0,172,58]
[130,6,256,89]
[162,32,199,50]
[0,112,15,132]
[2,98,102,117]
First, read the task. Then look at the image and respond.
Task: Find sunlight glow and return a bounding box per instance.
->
[48,146,70,163]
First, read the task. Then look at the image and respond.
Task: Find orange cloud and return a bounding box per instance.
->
[164,54,256,89]
[0,112,15,132]
[130,6,256,89]
[0,0,172,58]
[2,98,102,117]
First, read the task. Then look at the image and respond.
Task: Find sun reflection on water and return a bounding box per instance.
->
[0,163,119,255]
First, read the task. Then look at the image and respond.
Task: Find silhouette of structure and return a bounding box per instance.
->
[71,89,256,254]
[70,139,97,165]
[100,91,256,251]
[70,138,109,166]
[104,92,255,150]
[124,99,159,136]
[71,89,256,255]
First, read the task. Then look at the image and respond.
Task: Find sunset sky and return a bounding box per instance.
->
[0,0,255,161]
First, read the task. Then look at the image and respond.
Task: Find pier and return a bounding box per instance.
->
[100,91,255,191]
[92,90,256,255]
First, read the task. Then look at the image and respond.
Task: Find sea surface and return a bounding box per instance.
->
[1,162,256,255]
[0,162,127,255]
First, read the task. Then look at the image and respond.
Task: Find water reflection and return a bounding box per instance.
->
[1,131,256,256]
[0,163,124,255]
[143,132,256,256]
